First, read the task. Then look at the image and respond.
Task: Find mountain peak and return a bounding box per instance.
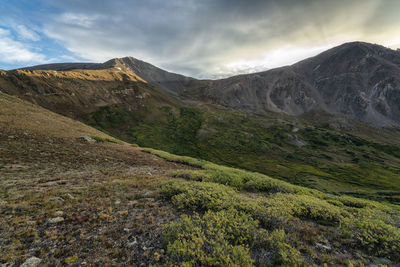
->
[321,41,398,60]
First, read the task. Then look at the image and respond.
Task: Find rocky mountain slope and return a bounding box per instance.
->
[182,42,400,127]
[17,41,400,127]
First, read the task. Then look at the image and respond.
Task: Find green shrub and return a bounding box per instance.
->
[90,135,123,144]
[142,148,207,168]
[334,195,373,208]
[341,217,400,261]
[162,210,256,266]
[160,180,238,212]
[160,180,344,227]
[155,149,320,196]
[151,148,400,264]
[255,229,303,266]
[260,193,345,226]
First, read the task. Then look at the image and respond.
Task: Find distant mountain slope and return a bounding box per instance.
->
[183,42,400,127]
[0,67,180,121]
[18,42,400,127]
[21,56,196,96]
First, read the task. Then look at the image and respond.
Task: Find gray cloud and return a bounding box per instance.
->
[39,0,400,78]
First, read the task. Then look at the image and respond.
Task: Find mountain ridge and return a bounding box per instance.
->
[16,41,400,127]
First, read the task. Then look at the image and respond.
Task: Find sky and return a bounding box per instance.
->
[1,0,400,78]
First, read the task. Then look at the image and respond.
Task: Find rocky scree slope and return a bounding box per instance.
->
[181,42,400,127]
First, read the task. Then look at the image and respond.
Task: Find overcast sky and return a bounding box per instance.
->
[1,0,400,78]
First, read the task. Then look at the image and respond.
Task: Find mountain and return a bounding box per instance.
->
[1,91,400,266]
[21,56,196,96]
[20,42,400,127]
[181,42,400,127]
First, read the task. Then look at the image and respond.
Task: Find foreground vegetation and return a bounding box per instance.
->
[86,104,400,204]
[143,148,400,266]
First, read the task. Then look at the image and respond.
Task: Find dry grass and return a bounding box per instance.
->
[0,93,195,265]
[0,92,109,139]
[14,68,147,83]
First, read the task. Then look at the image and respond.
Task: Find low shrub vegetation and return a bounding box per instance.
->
[90,135,123,144]
[149,148,400,266]
[161,209,303,266]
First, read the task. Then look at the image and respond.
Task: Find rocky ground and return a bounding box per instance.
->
[0,127,194,266]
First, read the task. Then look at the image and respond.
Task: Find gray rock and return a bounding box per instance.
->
[48,217,64,223]
[1,262,15,267]
[49,197,64,202]
[316,242,331,250]
[78,136,96,143]
[54,211,64,216]
[20,257,41,267]
[287,134,308,147]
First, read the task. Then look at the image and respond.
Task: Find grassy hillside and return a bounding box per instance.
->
[1,92,399,265]
[142,148,400,266]
[85,103,400,204]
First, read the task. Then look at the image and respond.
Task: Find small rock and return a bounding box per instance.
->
[128,240,137,248]
[114,200,121,205]
[78,136,96,143]
[287,134,308,147]
[141,198,155,202]
[374,257,392,265]
[49,197,64,202]
[144,191,154,196]
[55,211,64,216]
[128,200,139,206]
[20,257,42,267]
[1,262,14,267]
[316,242,331,250]
[48,217,64,224]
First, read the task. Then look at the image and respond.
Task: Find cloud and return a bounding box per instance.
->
[0,27,46,63]
[15,25,40,41]
[33,0,400,77]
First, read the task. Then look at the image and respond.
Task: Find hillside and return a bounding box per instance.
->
[1,53,400,204]
[1,92,400,266]
[0,92,194,265]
